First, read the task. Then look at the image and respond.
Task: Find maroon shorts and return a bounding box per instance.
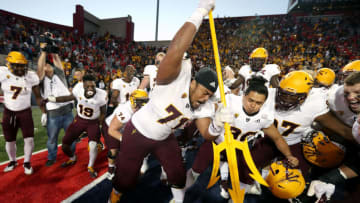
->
[102,123,120,150]
[62,116,100,145]
[113,120,186,192]
[192,140,213,174]
[2,107,34,142]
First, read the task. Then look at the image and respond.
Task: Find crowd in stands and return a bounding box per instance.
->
[0,11,359,87]
[189,13,360,79]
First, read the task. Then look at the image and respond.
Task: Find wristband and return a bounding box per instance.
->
[186,8,208,31]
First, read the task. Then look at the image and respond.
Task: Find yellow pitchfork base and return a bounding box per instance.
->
[206,10,269,203]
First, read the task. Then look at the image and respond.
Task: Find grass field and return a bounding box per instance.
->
[0,107,65,162]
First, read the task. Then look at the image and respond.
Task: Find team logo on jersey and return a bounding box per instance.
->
[6,75,10,79]
[79,97,82,100]
[131,129,137,134]
[246,118,250,122]
[256,119,260,123]
[123,85,126,88]
[234,113,239,118]
[336,111,344,116]
[181,93,187,98]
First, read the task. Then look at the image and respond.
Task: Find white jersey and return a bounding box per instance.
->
[132,59,194,141]
[143,64,158,94]
[72,85,108,120]
[0,66,39,111]
[224,94,275,142]
[327,85,357,127]
[273,88,329,145]
[194,93,274,143]
[238,64,280,89]
[105,101,134,129]
[112,77,140,104]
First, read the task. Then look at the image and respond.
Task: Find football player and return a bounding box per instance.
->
[103,89,148,178]
[2,51,45,175]
[307,71,360,202]
[108,0,217,202]
[229,47,281,91]
[232,71,351,201]
[47,74,108,178]
[138,52,166,95]
[189,76,298,199]
[109,65,140,106]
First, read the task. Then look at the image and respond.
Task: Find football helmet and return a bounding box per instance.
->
[276,71,313,111]
[315,68,335,88]
[266,160,305,199]
[249,47,268,72]
[6,51,28,76]
[302,130,345,168]
[339,60,360,83]
[130,89,149,109]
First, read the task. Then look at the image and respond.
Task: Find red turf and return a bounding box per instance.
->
[0,138,108,203]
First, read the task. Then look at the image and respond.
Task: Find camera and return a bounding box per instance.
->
[40,32,60,53]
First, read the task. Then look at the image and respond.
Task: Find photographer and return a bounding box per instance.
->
[37,34,75,166]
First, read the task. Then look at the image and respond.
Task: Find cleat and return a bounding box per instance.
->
[23,162,33,175]
[4,161,18,172]
[61,158,77,168]
[108,189,122,203]
[88,167,98,178]
[220,187,230,199]
[220,180,230,199]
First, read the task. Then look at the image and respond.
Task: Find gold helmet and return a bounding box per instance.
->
[266,161,306,199]
[130,89,149,109]
[249,47,268,72]
[315,68,335,87]
[302,130,345,168]
[6,51,28,76]
[340,60,360,83]
[276,71,313,111]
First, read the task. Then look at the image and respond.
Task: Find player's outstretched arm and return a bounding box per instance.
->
[263,124,299,167]
[316,112,355,141]
[156,0,215,85]
[47,94,76,103]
